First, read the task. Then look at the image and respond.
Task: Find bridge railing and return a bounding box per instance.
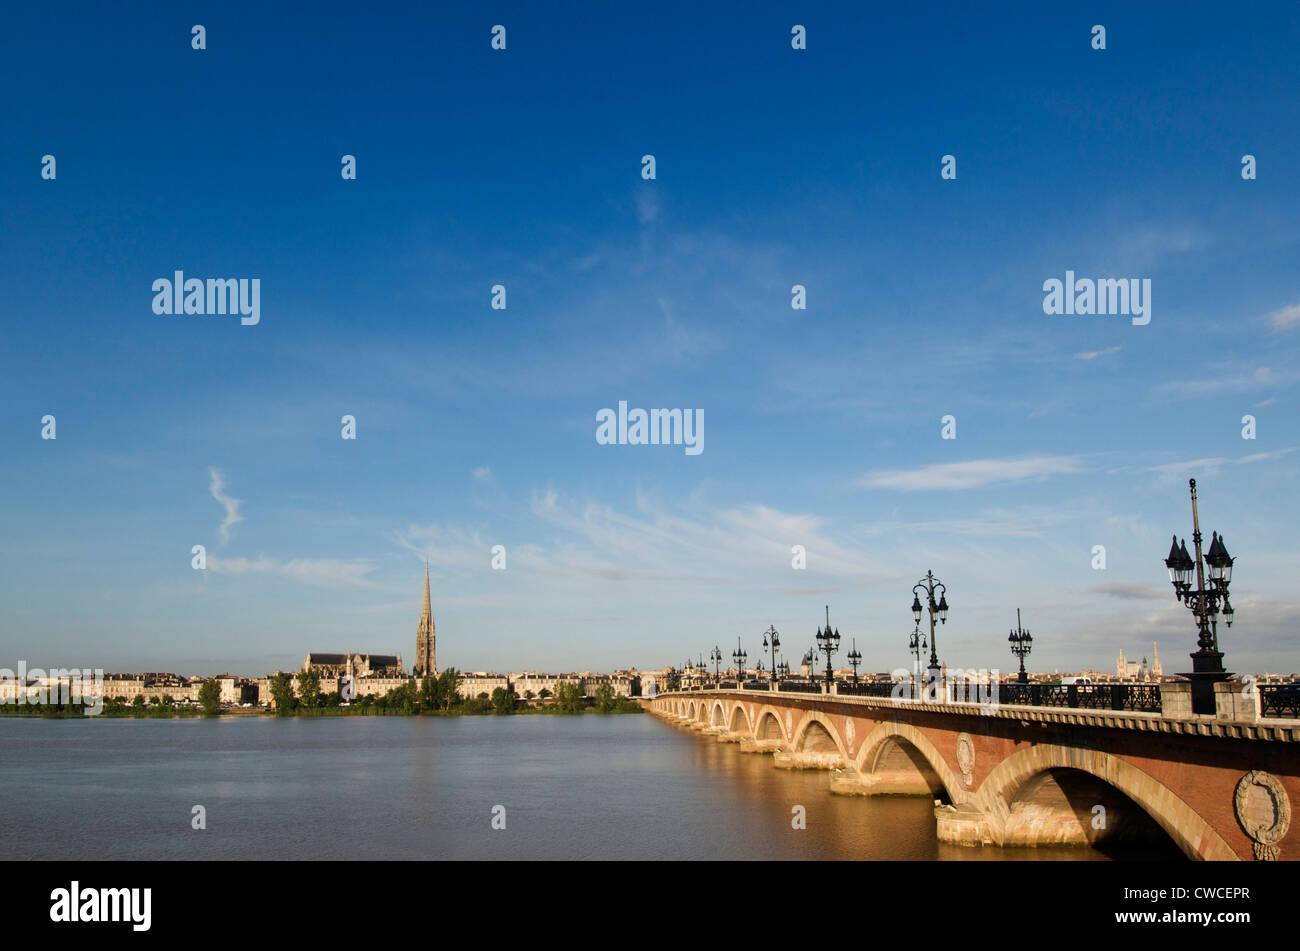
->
[1260,683,1300,719]
[836,681,899,698]
[993,682,1161,713]
[777,681,821,694]
[673,679,1165,713]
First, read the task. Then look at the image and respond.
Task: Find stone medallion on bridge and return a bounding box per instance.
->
[1234,770,1291,861]
[956,733,975,788]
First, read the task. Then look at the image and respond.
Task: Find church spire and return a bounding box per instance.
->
[422,561,431,617]
[414,561,436,677]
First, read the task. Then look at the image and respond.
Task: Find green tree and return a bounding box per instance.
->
[555,682,585,714]
[131,694,145,710]
[490,686,517,715]
[297,668,321,709]
[594,682,617,713]
[197,678,220,716]
[437,668,461,710]
[384,679,417,715]
[269,672,296,715]
[420,675,441,709]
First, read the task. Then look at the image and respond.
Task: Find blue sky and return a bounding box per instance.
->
[1,2,1298,678]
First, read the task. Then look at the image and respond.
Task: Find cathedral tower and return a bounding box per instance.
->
[414,563,436,677]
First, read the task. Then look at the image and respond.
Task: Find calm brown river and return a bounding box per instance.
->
[0,714,1180,859]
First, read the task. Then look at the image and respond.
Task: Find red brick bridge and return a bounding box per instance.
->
[649,685,1300,861]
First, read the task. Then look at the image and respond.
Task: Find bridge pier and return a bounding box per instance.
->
[737,738,782,754]
[830,770,939,797]
[935,803,996,847]
[773,750,846,770]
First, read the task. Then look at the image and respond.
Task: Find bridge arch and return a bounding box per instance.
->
[855,722,961,802]
[710,701,727,727]
[753,705,787,742]
[728,704,750,735]
[977,745,1236,861]
[791,711,850,760]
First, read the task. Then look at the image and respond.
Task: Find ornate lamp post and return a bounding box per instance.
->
[1008,608,1032,684]
[709,646,722,683]
[731,638,747,681]
[1164,478,1235,715]
[815,606,841,685]
[847,638,863,683]
[762,626,782,683]
[911,570,949,691]
[908,623,927,691]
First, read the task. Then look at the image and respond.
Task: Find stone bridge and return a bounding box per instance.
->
[649,688,1300,860]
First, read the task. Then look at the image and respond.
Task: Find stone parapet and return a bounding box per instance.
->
[655,689,1300,742]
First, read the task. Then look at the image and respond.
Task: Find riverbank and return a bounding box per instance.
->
[0,701,646,719]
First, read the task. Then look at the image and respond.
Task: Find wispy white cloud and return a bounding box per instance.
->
[1155,366,1283,400]
[1144,447,1299,483]
[472,466,493,482]
[208,555,380,588]
[208,468,243,544]
[1266,303,1300,332]
[1090,581,1165,600]
[393,493,891,604]
[1074,345,1121,361]
[860,455,1088,491]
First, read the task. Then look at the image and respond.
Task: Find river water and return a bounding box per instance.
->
[0,714,1173,860]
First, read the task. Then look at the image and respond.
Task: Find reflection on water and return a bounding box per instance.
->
[0,715,1179,860]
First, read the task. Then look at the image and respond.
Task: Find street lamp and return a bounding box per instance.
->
[847,638,863,683]
[908,623,927,687]
[911,570,949,694]
[1164,478,1236,715]
[815,605,841,685]
[762,626,782,683]
[732,637,747,682]
[709,646,722,682]
[1008,608,1032,684]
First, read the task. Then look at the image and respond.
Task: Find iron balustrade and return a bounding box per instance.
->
[777,681,821,694]
[950,681,997,704]
[674,679,1163,712]
[835,681,897,697]
[1259,683,1300,719]
[996,682,1161,713]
